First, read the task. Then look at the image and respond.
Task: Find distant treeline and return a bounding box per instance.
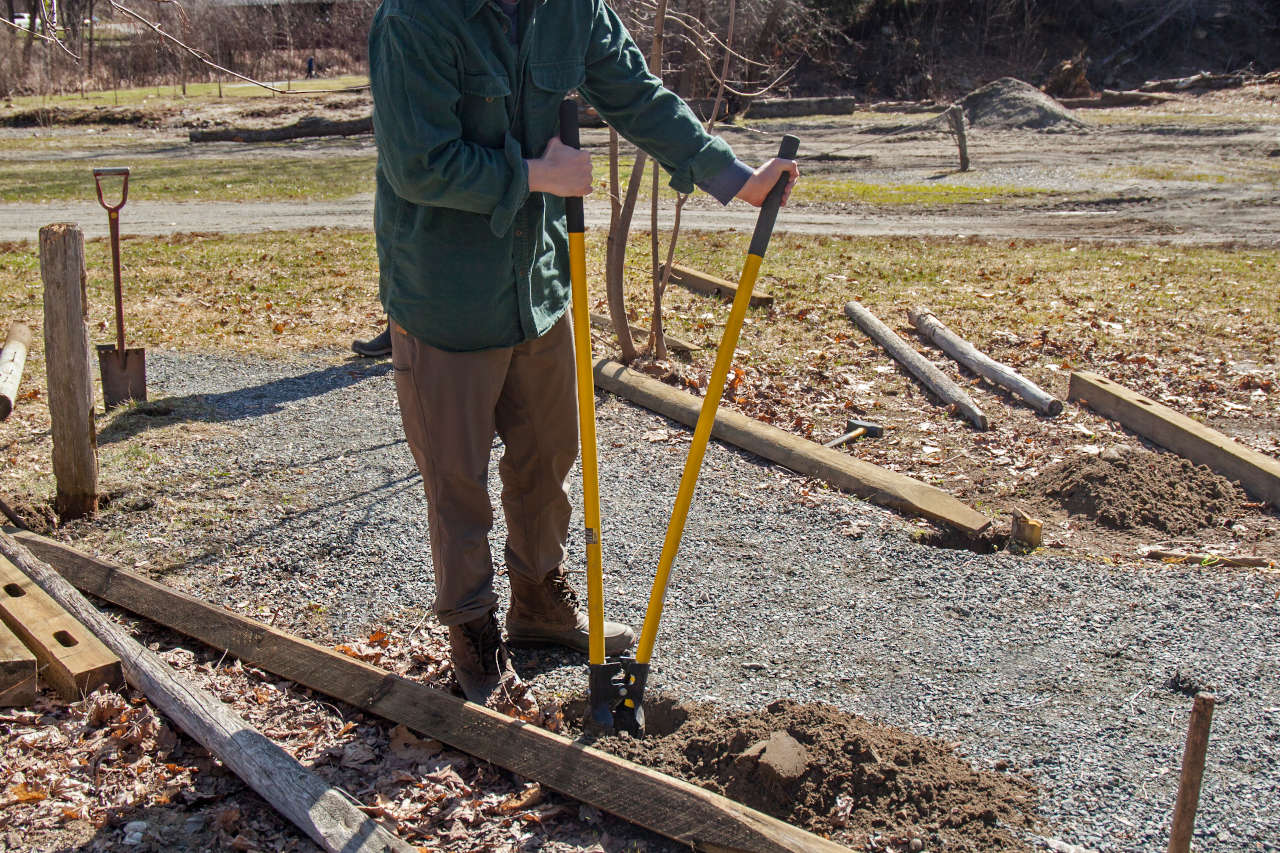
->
[2,0,1278,100]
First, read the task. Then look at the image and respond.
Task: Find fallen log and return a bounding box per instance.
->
[844,301,988,430]
[189,115,372,143]
[8,529,852,853]
[0,531,414,853]
[908,307,1062,416]
[1068,371,1280,506]
[0,321,31,421]
[592,358,992,536]
[1059,90,1178,108]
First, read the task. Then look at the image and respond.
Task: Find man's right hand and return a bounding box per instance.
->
[527,136,593,197]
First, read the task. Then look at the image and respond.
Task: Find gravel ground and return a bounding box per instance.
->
[82,348,1280,852]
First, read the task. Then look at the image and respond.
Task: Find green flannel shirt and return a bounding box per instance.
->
[369,0,738,351]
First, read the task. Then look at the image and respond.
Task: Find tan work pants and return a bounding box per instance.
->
[391,314,578,626]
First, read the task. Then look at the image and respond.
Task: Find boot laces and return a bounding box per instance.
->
[462,614,506,676]
[549,572,581,609]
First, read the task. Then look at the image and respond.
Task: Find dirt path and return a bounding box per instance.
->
[4,190,1278,245]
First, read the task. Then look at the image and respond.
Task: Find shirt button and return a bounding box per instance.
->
[515,229,525,237]
[486,97,494,103]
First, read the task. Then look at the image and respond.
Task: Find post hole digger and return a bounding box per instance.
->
[559,101,800,734]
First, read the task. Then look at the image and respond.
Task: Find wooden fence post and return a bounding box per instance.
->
[39,224,98,521]
[947,104,970,172]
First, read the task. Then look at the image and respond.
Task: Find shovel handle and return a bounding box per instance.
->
[747,135,799,258]
[93,166,130,213]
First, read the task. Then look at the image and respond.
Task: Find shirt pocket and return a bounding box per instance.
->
[457,70,512,148]
[528,60,586,138]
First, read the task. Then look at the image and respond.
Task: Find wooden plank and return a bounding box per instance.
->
[665,263,775,307]
[589,311,700,354]
[0,532,414,853]
[0,554,121,699]
[0,618,37,707]
[592,358,992,537]
[10,530,851,853]
[1068,371,1280,506]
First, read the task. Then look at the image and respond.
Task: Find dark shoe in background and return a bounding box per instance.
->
[352,324,392,358]
[448,611,521,707]
[507,566,636,655]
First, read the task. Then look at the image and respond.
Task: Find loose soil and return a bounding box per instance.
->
[1035,447,1248,535]
[957,78,1087,131]
[582,698,1038,852]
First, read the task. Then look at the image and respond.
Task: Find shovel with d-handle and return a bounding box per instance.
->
[556,101,614,728]
[590,134,800,735]
[93,166,146,410]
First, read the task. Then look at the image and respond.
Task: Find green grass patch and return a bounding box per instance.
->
[0,154,376,202]
[4,75,370,111]
[789,178,1048,205]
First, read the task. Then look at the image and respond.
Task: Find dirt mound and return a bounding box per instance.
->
[958,77,1086,131]
[1039,448,1247,534]
[586,698,1037,851]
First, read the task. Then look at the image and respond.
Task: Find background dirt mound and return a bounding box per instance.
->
[588,699,1037,851]
[1040,449,1247,534]
[958,77,1086,131]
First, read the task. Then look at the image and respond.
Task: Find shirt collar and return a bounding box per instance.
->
[466,0,491,18]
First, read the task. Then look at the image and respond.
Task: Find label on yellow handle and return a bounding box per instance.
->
[584,526,599,545]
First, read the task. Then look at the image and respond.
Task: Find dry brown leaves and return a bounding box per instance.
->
[2,620,588,852]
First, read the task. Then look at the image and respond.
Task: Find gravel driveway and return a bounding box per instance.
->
[83,347,1280,853]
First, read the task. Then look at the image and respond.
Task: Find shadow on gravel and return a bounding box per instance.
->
[97,360,393,446]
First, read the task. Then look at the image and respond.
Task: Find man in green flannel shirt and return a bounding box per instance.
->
[370,0,797,706]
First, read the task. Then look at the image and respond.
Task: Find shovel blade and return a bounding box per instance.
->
[97,345,147,410]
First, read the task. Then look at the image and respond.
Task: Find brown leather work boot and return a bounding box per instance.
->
[506,567,636,655]
[448,611,521,707]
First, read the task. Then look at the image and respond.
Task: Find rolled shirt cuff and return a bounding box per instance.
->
[695,158,753,206]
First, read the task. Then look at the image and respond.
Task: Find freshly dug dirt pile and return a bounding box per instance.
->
[958,77,1086,131]
[586,698,1038,851]
[1040,448,1247,534]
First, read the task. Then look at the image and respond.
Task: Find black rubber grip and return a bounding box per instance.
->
[558,100,585,234]
[746,134,799,258]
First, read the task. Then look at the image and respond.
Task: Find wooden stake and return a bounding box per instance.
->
[1009,507,1043,548]
[39,224,98,521]
[844,300,988,430]
[946,104,970,172]
[909,307,1062,416]
[0,532,414,853]
[1167,692,1215,853]
[0,322,32,421]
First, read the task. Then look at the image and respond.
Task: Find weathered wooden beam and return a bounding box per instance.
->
[1068,371,1280,506]
[0,532,414,853]
[0,618,37,707]
[190,115,372,143]
[909,306,1062,416]
[845,300,989,430]
[0,321,32,421]
[665,263,775,307]
[40,224,98,520]
[589,311,700,354]
[0,553,122,699]
[8,530,851,853]
[592,358,991,536]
